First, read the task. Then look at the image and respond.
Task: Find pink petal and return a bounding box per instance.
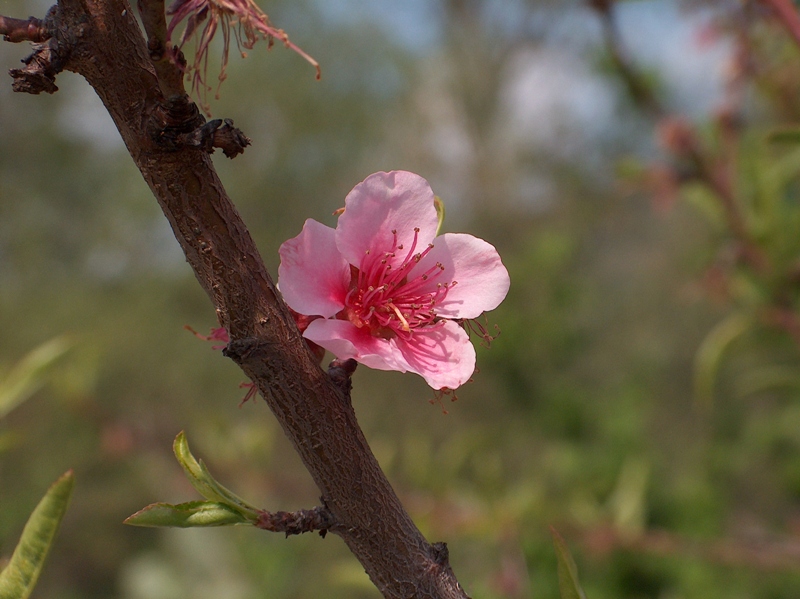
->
[278,219,351,318]
[336,171,439,268]
[411,233,510,319]
[303,319,411,372]
[395,320,476,390]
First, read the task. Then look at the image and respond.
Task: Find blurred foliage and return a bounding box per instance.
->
[552,527,588,599]
[4,0,800,598]
[0,339,73,599]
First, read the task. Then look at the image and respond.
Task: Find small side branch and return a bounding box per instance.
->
[327,358,358,398]
[0,15,49,43]
[256,505,335,538]
[2,10,64,95]
[10,39,65,94]
[588,0,663,118]
[761,0,800,49]
[148,95,250,157]
[136,0,186,99]
[179,118,252,158]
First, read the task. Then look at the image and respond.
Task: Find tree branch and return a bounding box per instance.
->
[761,0,800,50]
[256,505,335,538]
[0,14,49,43]
[136,0,186,99]
[4,1,470,597]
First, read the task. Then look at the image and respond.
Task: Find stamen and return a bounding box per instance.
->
[343,227,459,338]
[389,303,411,332]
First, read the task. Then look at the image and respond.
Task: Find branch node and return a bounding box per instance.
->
[179,118,252,158]
[327,358,357,397]
[222,337,272,362]
[149,96,251,157]
[10,38,61,94]
[431,542,450,566]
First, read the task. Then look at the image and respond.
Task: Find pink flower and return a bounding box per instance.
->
[278,171,510,390]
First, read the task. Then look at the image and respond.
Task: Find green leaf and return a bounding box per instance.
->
[608,457,649,535]
[0,470,75,599]
[124,501,251,528]
[172,432,260,519]
[550,527,587,599]
[694,312,752,410]
[681,182,726,230]
[433,196,445,236]
[0,337,72,421]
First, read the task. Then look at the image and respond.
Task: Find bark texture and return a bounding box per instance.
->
[8,0,471,597]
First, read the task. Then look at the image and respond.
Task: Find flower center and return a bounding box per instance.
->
[338,228,454,340]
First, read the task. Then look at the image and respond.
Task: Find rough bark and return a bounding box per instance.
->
[3,0,470,597]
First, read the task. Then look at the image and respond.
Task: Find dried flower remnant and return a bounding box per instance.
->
[278,171,510,391]
[185,324,229,349]
[166,0,320,111]
[185,325,258,404]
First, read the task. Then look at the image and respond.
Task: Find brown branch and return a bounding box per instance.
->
[0,14,50,43]
[761,0,800,49]
[256,505,335,537]
[656,115,770,275]
[10,1,469,597]
[9,39,63,94]
[136,0,186,99]
[590,2,770,276]
[588,0,664,119]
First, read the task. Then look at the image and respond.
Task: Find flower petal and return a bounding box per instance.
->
[278,219,351,318]
[303,319,412,372]
[411,233,510,319]
[336,171,439,268]
[395,320,476,389]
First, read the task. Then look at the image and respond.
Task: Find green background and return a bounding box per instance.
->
[3,1,800,597]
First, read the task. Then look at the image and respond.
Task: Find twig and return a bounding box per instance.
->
[136,0,186,99]
[761,0,800,49]
[589,0,664,118]
[590,0,769,275]
[256,505,335,538]
[0,14,49,43]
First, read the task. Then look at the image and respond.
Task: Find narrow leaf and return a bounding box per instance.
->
[433,196,446,236]
[124,501,250,528]
[172,432,259,518]
[0,470,75,599]
[694,312,751,410]
[0,337,72,420]
[550,527,587,599]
